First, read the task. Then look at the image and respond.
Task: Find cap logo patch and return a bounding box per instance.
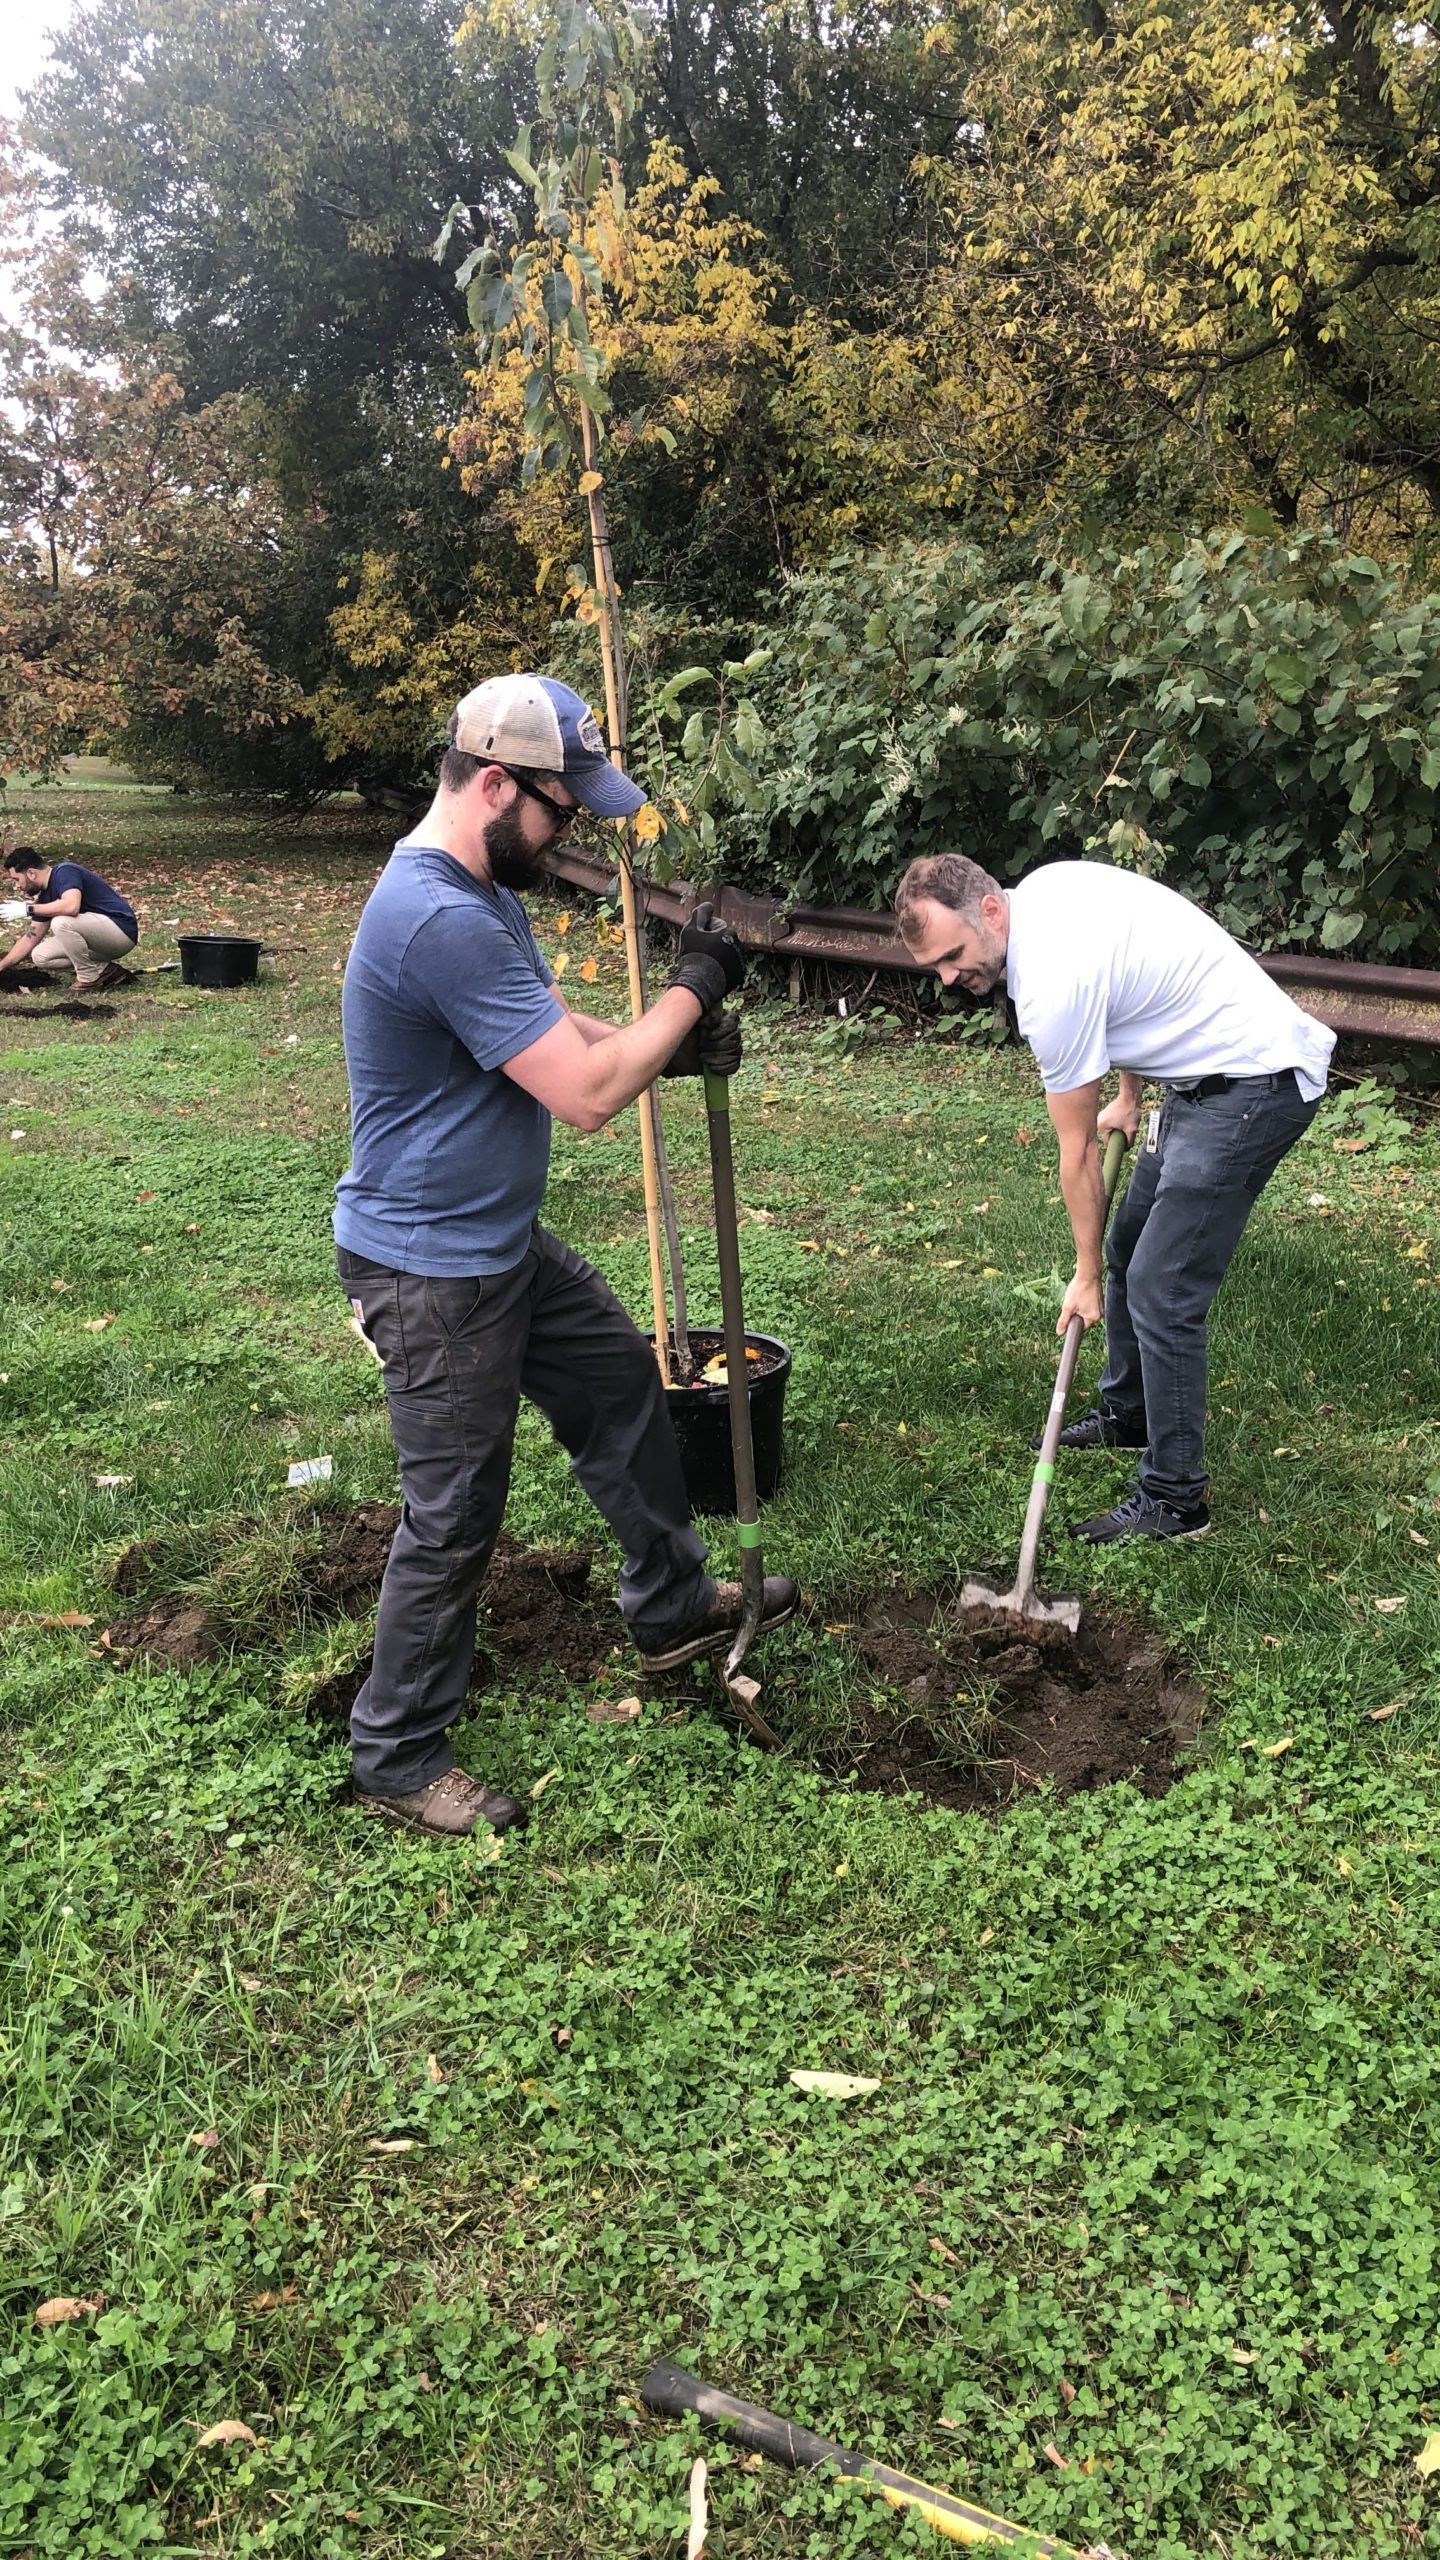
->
[577,708,605,756]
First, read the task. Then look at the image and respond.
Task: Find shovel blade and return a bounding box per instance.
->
[961,1577,1082,1637]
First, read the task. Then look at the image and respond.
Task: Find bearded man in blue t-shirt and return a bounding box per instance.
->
[335,673,796,1842]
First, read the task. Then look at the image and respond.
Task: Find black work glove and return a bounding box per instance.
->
[666,905,747,1011]
[664,1008,744,1080]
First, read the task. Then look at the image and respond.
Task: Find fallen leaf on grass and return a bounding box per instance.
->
[928,2236,962,2266]
[687,2454,708,2560]
[248,2287,297,2311]
[426,2054,446,2086]
[789,2069,881,2098]
[189,2127,219,2149]
[588,1695,642,1723]
[81,1315,116,1332]
[1230,2348,1258,2365]
[1370,1702,1401,1721]
[529,1768,561,1799]
[1059,2378,1077,2406]
[1042,2442,1070,2469]
[907,2279,952,2308]
[1374,1596,1407,1614]
[1260,1738,1294,1758]
[196,2420,258,2450]
[0,1609,93,1629]
[366,2138,420,2154]
[579,956,598,985]
[94,1474,132,1490]
[35,2294,104,2325]
[1415,2428,1440,2479]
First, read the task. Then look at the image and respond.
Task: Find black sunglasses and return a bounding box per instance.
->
[497,766,579,835]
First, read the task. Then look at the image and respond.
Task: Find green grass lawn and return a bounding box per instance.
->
[2,797,1439,2560]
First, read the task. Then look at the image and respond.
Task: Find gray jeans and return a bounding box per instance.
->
[338,1228,714,1796]
[1098,1070,1319,1511]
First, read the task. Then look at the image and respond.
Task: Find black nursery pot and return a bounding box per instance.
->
[653,1329,792,1518]
[177,934,264,988]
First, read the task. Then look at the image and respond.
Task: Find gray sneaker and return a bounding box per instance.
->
[1073,1488,1211,1545]
[355,1767,528,1838]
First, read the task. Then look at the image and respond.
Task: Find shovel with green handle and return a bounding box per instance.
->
[691,903,783,1751]
[961,1128,1130,1641]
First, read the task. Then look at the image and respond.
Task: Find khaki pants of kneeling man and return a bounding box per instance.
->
[30,913,136,984]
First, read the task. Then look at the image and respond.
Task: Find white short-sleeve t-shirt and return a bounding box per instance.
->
[1005,861,1335,1101]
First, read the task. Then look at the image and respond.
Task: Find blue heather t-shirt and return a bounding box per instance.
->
[334,845,565,1276]
[48,861,139,941]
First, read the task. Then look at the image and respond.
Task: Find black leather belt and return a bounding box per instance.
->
[1169,1068,1299,1101]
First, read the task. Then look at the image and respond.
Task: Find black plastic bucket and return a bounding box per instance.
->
[655,1329,791,1518]
[177,934,264,988]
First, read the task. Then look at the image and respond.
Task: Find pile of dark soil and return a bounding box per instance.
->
[823,1586,1204,1808]
[104,1508,624,1689]
[303,1532,621,1718]
[303,1501,402,1602]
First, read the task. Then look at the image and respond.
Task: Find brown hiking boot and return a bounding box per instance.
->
[355,1767,528,1838]
[75,961,131,991]
[639,1575,801,1673]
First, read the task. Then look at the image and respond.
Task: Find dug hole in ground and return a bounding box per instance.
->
[103,1501,1203,1807]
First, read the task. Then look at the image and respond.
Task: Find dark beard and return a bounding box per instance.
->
[485,804,547,892]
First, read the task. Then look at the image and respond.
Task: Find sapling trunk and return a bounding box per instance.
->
[577,385,693,1383]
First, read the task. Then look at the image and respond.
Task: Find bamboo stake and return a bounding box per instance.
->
[577,394,672,1386]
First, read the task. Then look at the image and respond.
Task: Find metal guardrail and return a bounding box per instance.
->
[543,844,1440,1048]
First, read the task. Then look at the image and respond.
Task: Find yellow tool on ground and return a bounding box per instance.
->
[640,2360,1097,2555]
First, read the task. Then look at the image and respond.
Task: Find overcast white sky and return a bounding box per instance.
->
[3,0,74,124]
[3,0,78,329]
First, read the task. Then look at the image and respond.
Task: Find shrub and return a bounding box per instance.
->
[661,524,1440,962]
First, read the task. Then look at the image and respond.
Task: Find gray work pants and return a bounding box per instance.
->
[337,1229,714,1797]
[1097,1071,1319,1511]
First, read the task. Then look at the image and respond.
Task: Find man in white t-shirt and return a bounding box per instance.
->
[897,853,1335,1542]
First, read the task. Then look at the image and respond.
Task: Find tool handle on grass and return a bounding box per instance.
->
[642,2360,854,2476]
[640,2362,1075,2553]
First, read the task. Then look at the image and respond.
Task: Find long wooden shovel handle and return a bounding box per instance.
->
[1010,1129,1130,1614]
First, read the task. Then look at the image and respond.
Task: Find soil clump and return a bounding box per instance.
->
[826,1585,1204,1807]
[102,1598,224,1670]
